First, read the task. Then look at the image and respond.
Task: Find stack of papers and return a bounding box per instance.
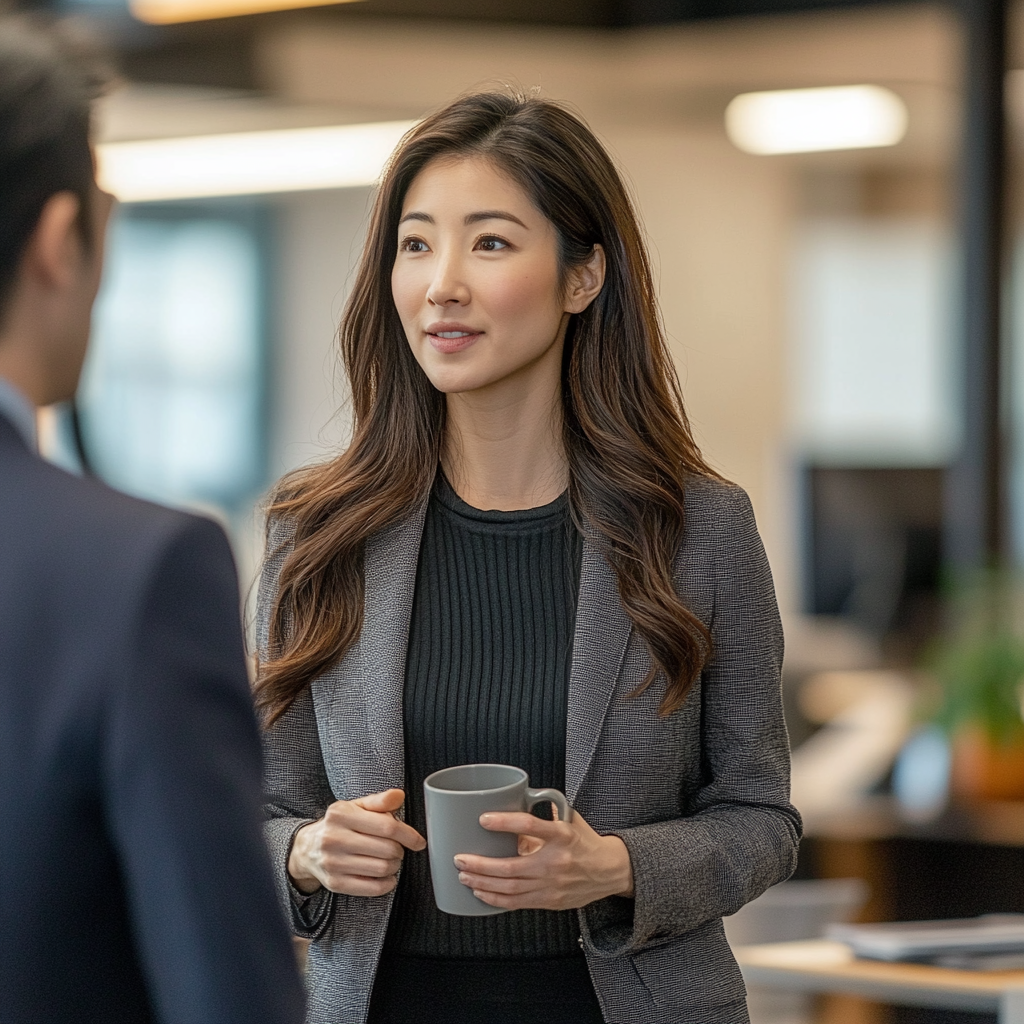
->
[827,915,1024,970]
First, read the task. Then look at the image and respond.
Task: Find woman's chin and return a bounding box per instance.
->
[421,365,504,397]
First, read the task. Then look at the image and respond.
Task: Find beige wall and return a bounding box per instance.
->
[608,126,796,604]
[269,187,372,479]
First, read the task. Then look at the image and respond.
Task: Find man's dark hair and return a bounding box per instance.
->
[0,16,112,317]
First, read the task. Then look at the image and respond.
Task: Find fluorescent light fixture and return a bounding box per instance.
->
[131,0,361,24]
[96,121,418,202]
[725,85,908,155]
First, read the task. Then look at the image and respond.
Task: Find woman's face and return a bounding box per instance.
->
[392,154,589,398]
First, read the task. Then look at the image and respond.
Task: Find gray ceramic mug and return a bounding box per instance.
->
[423,763,573,916]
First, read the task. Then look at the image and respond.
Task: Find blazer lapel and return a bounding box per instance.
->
[354,500,428,794]
[565,539,633,804]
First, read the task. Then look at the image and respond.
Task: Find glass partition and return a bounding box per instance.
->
[77,201,268,515]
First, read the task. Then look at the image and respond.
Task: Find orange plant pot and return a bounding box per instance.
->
[951,726,1024,801]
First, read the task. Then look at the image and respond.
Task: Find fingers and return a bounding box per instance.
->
[479,812,565,840]
[457,813,570,878]
[457,870,534,896]
[454,853,546,879]
[354,788,406,813]
[320,839,404,878]
[357,789,427,850]
[472,890,519,909]
[469,884,557,911]
[324,794,426,851]
[312,846,403,897]
[457,861,572,911]
[449,809,606,913]
[321,826,405,863]
[302,789,433,899]
[332,850,401,879]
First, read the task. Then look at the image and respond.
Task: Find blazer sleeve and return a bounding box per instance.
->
[257,515,338,939]
[581,484,802,957]
[102,514,306,1024]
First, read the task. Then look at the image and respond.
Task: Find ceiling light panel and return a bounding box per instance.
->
[725,85,908,156]
[131,0,361,24]
[96,121,417,202]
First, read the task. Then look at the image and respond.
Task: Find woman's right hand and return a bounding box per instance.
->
[287,788,426,897]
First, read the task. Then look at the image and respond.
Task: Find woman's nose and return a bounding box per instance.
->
[426,256,470,307]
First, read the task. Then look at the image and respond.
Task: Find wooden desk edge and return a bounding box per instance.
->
[734,941,1024,1014]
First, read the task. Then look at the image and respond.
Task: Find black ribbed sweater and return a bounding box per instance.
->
[382,474,583,959]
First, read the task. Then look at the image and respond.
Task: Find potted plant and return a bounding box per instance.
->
[927,574,1024,802]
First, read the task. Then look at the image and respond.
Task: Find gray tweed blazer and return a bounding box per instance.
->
[259,474,801,1024]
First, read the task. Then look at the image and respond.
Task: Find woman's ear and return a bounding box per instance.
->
[564,244,606,314]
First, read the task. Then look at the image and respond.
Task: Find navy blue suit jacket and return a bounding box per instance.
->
[0,413,305,1024]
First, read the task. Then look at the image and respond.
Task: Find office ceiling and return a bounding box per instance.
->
[55,0,932,91]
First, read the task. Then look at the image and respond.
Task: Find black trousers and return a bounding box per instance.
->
[366,951,605,1024]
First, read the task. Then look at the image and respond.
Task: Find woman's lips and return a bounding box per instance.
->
[427,331,483,354]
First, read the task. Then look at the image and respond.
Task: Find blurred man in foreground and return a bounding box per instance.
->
[0,19,305,1024]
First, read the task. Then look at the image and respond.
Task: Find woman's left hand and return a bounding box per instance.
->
[453,808,634,911]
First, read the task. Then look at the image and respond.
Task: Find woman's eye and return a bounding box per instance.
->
[476,236,510,252]
[400,238,430,253]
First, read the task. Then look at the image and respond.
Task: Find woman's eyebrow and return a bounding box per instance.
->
[398,210,529,229]
[465,210,528,228]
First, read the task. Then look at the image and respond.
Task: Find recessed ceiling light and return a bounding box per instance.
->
[130,0,362,24]
[96,121,418,202]
[725,85,908,155]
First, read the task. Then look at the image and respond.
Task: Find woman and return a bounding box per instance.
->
[257,92,800,1024]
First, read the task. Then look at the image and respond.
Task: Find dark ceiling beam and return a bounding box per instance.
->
[620,0,910,25]
[301,0,617,26]
[296,0,910,26]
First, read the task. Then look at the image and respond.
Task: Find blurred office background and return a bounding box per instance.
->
[13,0,1024,1019]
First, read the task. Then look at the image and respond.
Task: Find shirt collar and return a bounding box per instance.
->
[0,377,38,453]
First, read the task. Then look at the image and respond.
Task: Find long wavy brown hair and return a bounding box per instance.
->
[256,91,719,727]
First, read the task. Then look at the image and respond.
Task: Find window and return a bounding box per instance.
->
[77,202,267,514]
[793,219,956,467]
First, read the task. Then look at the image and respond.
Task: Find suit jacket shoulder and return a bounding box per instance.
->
[682,472,756,530]
[2,424,207,584]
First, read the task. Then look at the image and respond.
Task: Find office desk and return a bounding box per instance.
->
[805,797,1024,848]
[734,940,1024,1022]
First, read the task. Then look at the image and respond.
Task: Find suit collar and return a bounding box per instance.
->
[0,378,37,453]
[565,539,632,803]
[357,499,430,793]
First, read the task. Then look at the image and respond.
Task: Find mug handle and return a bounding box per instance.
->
[525,787,573,824]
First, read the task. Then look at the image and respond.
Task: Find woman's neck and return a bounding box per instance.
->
[442,373,567,512]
